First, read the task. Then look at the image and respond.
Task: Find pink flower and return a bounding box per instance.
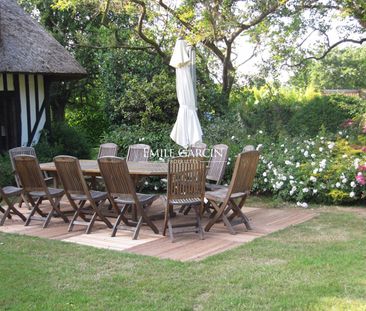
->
[356,174,366,185]
[358,165,366,171]
[362,147,366,152]
[341,119,354,128]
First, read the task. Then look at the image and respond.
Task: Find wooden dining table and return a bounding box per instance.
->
[40,160,168,177]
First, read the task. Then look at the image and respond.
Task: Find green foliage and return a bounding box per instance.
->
[35,123,91,162]
[0,154,14,187]
[291,46,366,89]
[288,95,365,136]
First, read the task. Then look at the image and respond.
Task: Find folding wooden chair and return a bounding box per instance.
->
[9,146,54,208]
[13,155,69,228]
[98,156,159,239]
[204,150,260,235]
[180,144,228,215]
[98,143,118,158]
[54,156,112,234]
[163,157,206,242]
[0,186,26,226]
[191,142,207,157]
[205,144,229,190]
[127,144,151,162]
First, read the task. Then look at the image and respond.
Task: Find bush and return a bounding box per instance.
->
[288,95,366,136]
[0,154,14,187]
[35,122,91,162]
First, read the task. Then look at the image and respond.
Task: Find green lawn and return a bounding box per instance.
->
[1,207,366,311]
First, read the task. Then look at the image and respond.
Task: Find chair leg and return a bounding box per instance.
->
[0,207,11,226]
[167,219,174,242]
[183,205,192,215]
[111,206,128,237]
[86,212,97,234]
[194,206,204,240]
[132,216,143,240]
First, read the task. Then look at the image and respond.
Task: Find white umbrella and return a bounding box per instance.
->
[170,39,203,148]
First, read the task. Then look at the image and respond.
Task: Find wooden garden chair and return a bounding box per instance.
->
[54,156,112,234]
[180,144,228,215]
[204,150,260,235]
[98,143,118,158]
[9,146,53,208]
[206,144,229,191]
[88,143,119,188]
[191,142,207,157]
[13,155,69,228]
[163,156,206,242]
[127,144,151,162]
[98,156,159,239]
[0,186,26,226]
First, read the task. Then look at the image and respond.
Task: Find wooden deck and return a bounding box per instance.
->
[0,198,317,261]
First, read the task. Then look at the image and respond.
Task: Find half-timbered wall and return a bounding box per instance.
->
[0,73,46,147]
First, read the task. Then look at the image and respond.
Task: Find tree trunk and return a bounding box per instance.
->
[221,42,235,104]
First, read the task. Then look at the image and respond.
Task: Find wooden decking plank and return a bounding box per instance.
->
[0,202,317,261]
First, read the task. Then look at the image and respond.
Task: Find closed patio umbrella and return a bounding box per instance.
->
[170,39,203,148]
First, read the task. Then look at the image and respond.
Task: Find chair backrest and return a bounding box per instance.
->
[98,156,137,199]
[190,142,207,157]
[167,157,206,201]
[229,150,260,195]
[9,147,37,186]
[13,155,46,193]
[127,144,151,162]
[242,145,255,152]
[97,143,118,159]
[54,156,90,196]
[206,144,228,184]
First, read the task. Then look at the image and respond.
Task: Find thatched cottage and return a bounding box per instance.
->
[0,0,86,153]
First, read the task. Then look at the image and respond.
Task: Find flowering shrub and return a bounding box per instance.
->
[252,133,366,204]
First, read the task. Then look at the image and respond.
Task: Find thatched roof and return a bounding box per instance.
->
[0,0,87,79]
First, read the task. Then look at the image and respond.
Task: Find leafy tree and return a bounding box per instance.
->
[291,46,366,89]
[50,0,365,102]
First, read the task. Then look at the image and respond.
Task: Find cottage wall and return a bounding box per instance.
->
[0,73,46,147]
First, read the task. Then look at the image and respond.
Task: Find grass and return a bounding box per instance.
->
[1,206,366,310]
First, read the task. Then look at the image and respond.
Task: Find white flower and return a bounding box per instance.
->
[259,130,263,134]
[349,191,355,198]
[311,154,316,158]
[231,135,235,140]
[336,182,341,188]
[282,176,287,181]
[289,175,294,180]
[285,160,292,165]
[310,176,317,182]
[284,148,288,154]
[342,154,348,158]
[328,142,335,149]
[350,181,356,188]
[302,188,309,193]
[342,178,347,184]
[319,159,327,169]
[256,144,263,151]
[297,202,308,208]
[313,168,318,174]
[144,181,149,185]
[296,162,300,168]
[311,162,316,166]
[154,186,158,191]
[263,172,267,177]
[319,147,323,152]
[338,131,343,135]
[304,151,309,157]
[264,178,268,183]
[313,189,318,194]
[247,134,251,138]
[354,158,361,169]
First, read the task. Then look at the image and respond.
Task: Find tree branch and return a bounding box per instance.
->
[289,37,366,67]
[229,0,289,43]
[130,0,169,63]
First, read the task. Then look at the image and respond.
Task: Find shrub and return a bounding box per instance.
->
[0,154,14,187]
[35,122,91,162]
